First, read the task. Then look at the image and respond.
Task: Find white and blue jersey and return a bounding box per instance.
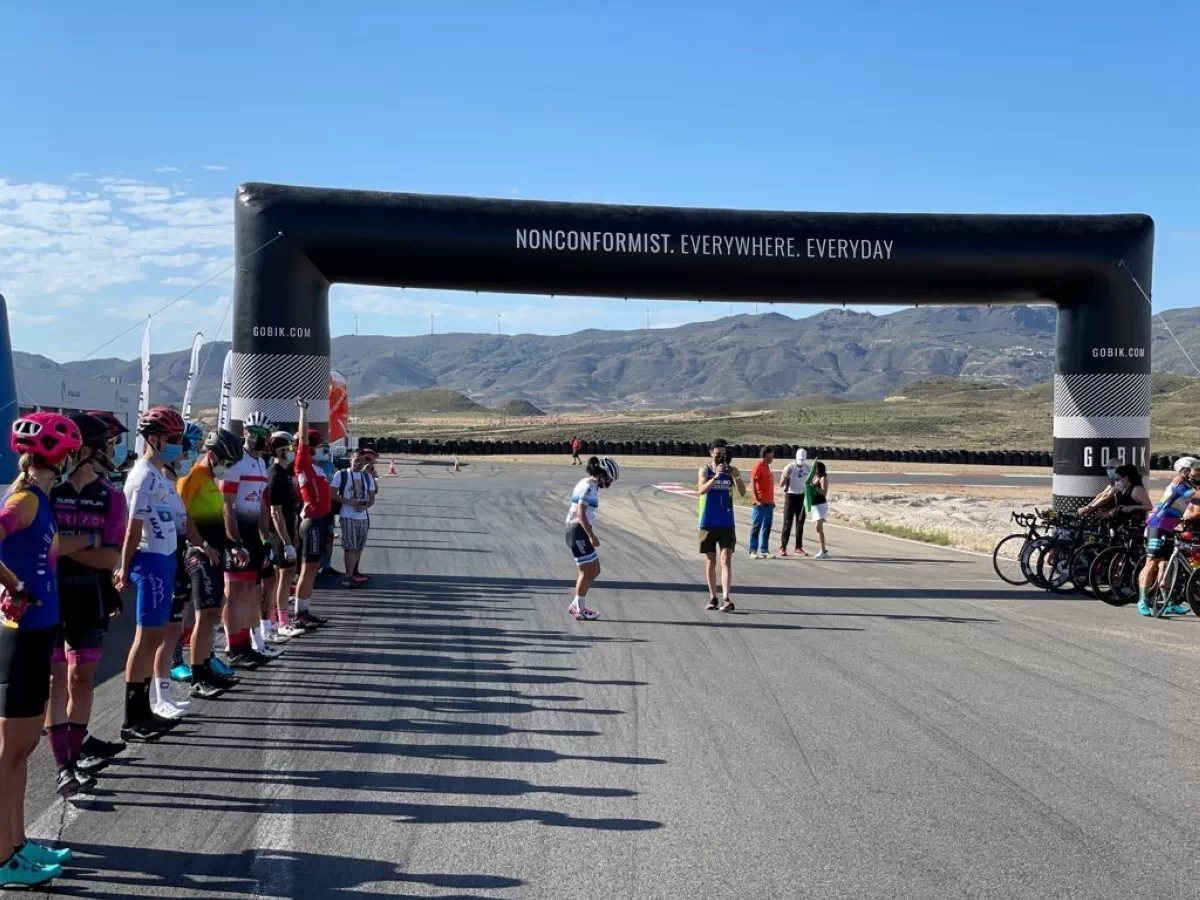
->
[124,458,184,627]
[566,478,600,527]
[566,477,600,565]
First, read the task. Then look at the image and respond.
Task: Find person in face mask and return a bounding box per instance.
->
[176,430,243,697]
[263,432,299,646]
[1077,464,1123,516]
[218,413,274,669]
[47,415,129,796]
[313,443,340,578]
[114,408,219,741]
[777,448,812,557]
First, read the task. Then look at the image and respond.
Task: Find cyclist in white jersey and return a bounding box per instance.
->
[218,413,273,668]
[564,457,619,621]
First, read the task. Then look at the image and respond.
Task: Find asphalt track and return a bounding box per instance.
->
[25,459,1200,898]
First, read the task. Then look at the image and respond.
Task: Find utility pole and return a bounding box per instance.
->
[429,313,435,335]
[645,309,650,331]
[497,313,502,335]
[354,316,359,336]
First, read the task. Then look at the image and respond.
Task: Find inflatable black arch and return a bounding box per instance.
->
[231,183,1154,513]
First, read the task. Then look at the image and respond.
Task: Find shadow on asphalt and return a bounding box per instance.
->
[51,842,521,899]
[358,572,1042,603]
[66,570,664,895]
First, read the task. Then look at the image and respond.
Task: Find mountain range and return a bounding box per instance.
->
[16,305,1200,411]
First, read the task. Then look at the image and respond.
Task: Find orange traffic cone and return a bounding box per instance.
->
[387,458,397,476]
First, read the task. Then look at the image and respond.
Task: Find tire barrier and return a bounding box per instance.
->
[354,438,1084,468]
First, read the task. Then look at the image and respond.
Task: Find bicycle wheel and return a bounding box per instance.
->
[1022,537,1052,590]
[1186,566,1200,618]
[1069,544,1099,598]
[992,533,1030,586]
[1108,551,1144,606]
[1041,541,1075,594]
[1090,546,1125,605]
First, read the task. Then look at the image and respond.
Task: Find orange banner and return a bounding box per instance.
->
[329,370,349,444]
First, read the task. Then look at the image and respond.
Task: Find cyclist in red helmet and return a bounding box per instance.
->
[114,407,218,741]
[0,413,92,886]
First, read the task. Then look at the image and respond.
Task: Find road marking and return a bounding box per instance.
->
[653,483,699,498]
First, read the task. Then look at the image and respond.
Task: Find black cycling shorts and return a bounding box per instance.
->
[299,516,327,564]
[226,520,267,584]
[566,523,598,565]
[0,626,55,719]
[186,549,224,611]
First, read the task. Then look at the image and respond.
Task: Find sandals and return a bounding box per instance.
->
[719,599,735,613]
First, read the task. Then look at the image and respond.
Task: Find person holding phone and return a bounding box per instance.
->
[698,439,746,612]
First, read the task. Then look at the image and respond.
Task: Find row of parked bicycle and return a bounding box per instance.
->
[991,509,1200,616]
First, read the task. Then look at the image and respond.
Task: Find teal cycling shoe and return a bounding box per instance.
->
[18,840,71,866]
[1137,598,1152,616]
[1164,604,1190,617]
[170,664,192,682]
[209,656,237,679]
[0,852,61,886]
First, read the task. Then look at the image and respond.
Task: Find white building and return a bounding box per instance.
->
[14,365,137,460]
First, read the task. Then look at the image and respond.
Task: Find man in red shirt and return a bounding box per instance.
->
[748,446,776,560]
[571,437,582,466]
[292,398,331,629]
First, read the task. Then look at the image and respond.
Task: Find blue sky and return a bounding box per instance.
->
[1,1,1196,362]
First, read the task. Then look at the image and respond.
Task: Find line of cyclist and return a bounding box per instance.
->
[1075,455,1200,616]
[0,397,348,887]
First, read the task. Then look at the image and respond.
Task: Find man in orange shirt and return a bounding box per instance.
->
[748,446,776,560]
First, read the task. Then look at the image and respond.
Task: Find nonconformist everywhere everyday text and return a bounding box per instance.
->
[515,229,895,260]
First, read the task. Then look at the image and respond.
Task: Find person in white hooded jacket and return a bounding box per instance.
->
[777,448,811,557]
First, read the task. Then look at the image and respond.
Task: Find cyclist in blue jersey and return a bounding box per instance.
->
[0,413,86,886]
[1138,456,1200,616]
[565,457,619,621]
[698,439,746,612]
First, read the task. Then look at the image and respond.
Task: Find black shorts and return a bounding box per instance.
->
[169,552,191,622]
[0,626,55,718]
[1145,526,1175,561]
[226,520,267,583]
[100,578,123,618]
[269,535,298,572]
[186,549,224,611]
[700,528,738,554]
[58,581,107,636]
[299,516,327,563]
[566,523,598,565]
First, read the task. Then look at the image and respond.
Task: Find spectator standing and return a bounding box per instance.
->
[777,448,811,557]
[807,460,831,559]
[331,451,376,588]
[571,437,583,466]
[748,447,775,559]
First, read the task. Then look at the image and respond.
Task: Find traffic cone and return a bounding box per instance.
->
[387,458,397,476]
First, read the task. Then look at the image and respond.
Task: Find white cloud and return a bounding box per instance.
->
[153,166,182,173]
[9,310,56,325]
[202,164,229,171]
[0,175,238,358]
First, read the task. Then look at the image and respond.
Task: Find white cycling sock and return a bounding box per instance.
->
[153,678,170,708]
[250,626,266,653]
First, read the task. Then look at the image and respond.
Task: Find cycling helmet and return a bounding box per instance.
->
[1173,456,1197,472]
[86,410,128,439]
[11,412,83,463]
[70,413,112,449]
[182,421,204,452]
[269,430,292,453]
[597,457,620,483]
[138,406,185,438]
[243,411,273,436]
[203,428,244,465]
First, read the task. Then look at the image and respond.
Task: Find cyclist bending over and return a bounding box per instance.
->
[565,457,619,621]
